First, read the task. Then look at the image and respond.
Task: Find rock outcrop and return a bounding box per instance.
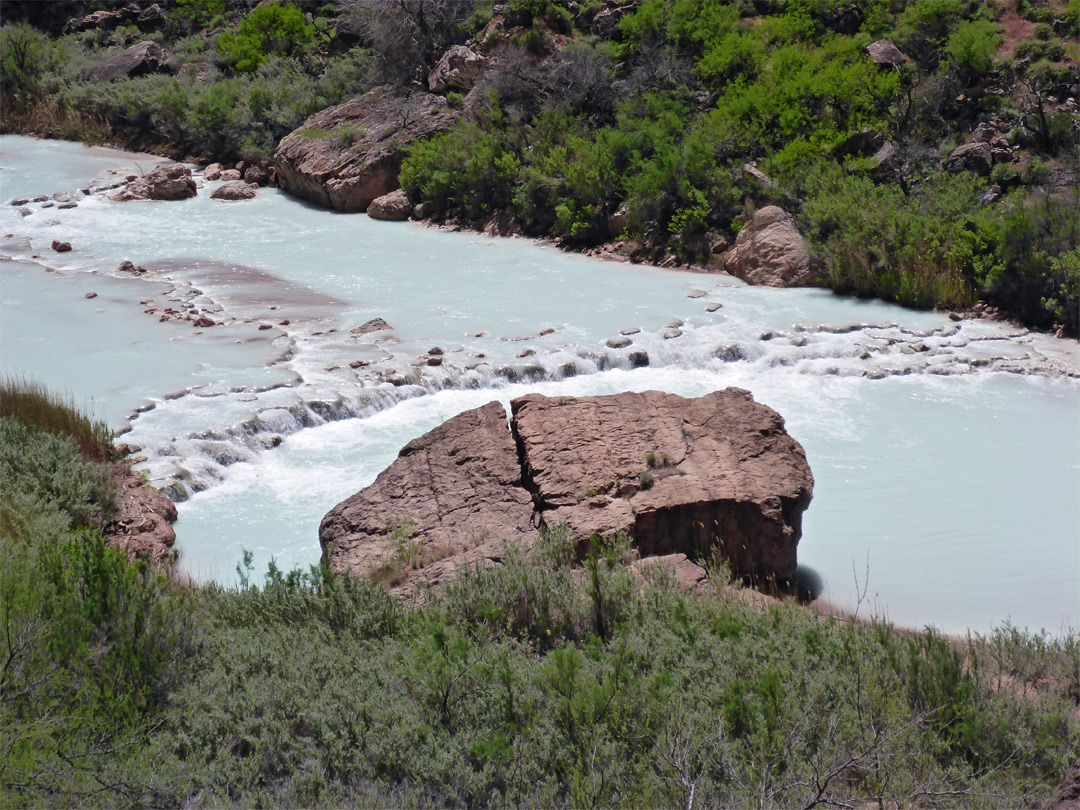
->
[427,45,486,93]
[274,86,459,213]
[367,189,412,221]
[945,141,993,176]
[320,389,814,596]
[723,206,820,287]
[110,164,196,202]
[105,463,178,563]
[90,41,180,83]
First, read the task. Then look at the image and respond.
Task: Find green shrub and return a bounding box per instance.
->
[217,2,315,72]
[944,18,1003,77]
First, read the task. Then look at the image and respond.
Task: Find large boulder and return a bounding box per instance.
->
[320,389,814,595]
[274,86,460,213]
[109,164,196,202]
[319,401,536,594]
[944,141,993,176]
[367,189,412,221]
[90,41,179,83]
[723,206,820,287]
[867,39,907,66]
[428,45,486,93]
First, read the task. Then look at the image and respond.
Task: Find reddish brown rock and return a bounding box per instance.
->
[427,45,486,94]
[321,389,814,593]
[110,164,196,202]
[203,162,224,181]
[723,206,820,288]
[104,463,178,563]
[367,189,412,221]
[351,318,392,335]
[512,389,813,580]
[210,181,258,201]
[51,240,72,252]
[219,169,242,181]
[274,86,459,213]
[319,401,536,596]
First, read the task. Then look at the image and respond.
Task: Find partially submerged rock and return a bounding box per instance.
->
[110,164,196,202]
[321,389,814,596]
[274,86,460,213]
[210,181,258,201]
[723,206,820,287]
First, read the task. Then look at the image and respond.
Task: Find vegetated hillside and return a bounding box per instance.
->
[1,0,1077,335]
[1,381,1079,809]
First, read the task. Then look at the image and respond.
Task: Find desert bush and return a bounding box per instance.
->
[217,1,315,72]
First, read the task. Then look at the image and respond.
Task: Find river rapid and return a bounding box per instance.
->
[2,135,1077,635]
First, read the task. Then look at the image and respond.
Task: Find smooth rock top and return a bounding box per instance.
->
[723,206,820,288]
[109,164,196,202]
[428,45,486,93]
[320,389,814,595]
[274,86,459,213]
[867,39,907,65]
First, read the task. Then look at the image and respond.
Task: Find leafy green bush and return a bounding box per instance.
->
[944,18,1003,77]
[217,2,315,72]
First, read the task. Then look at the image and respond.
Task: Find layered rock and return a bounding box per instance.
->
[723,206,820,287]
[320,389,814,595]
[274,86,459,213]
[428,45,486,93]
[110,164,196,202]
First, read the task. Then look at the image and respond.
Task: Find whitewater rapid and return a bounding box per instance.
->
[2,135,1077,634]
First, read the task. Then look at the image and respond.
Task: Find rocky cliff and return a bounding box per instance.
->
[320,389,814,596]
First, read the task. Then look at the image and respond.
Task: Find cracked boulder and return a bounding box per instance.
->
[320,389,813,595]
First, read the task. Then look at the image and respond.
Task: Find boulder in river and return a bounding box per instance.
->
[320,389,814,596]
[274,86,460,213]
[110,164,196,202]
[367,189,412,221]
[210,181,258,201]
[723,206,820,288]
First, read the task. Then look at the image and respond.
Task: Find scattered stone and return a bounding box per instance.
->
[219,169,242,181]
[662,328,683,339]
[517,348,536,358]
[427,356,443,366]
[51,240,72,252]
[620,327,641,336]
[243,165,269,186]
[193,316,215,328]
[84,292,97,299]
[204,163,224,181]
[57,202,77,210]
[538,328,555,336]
[259,323,273,330]
[706,303,723,312]
[10,198,29,206]
[628,350,650,368]
[687,290,706,298]
[606,336,632,349]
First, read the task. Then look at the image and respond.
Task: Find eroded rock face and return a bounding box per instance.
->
[105,463,178,563]
[723,206,820,287]
[319,401,536,594]
[321,390,814,595]
[274,86,459,213]
[110,164,196,202]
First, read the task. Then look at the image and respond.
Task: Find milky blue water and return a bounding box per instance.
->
[2,135,1077,634]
